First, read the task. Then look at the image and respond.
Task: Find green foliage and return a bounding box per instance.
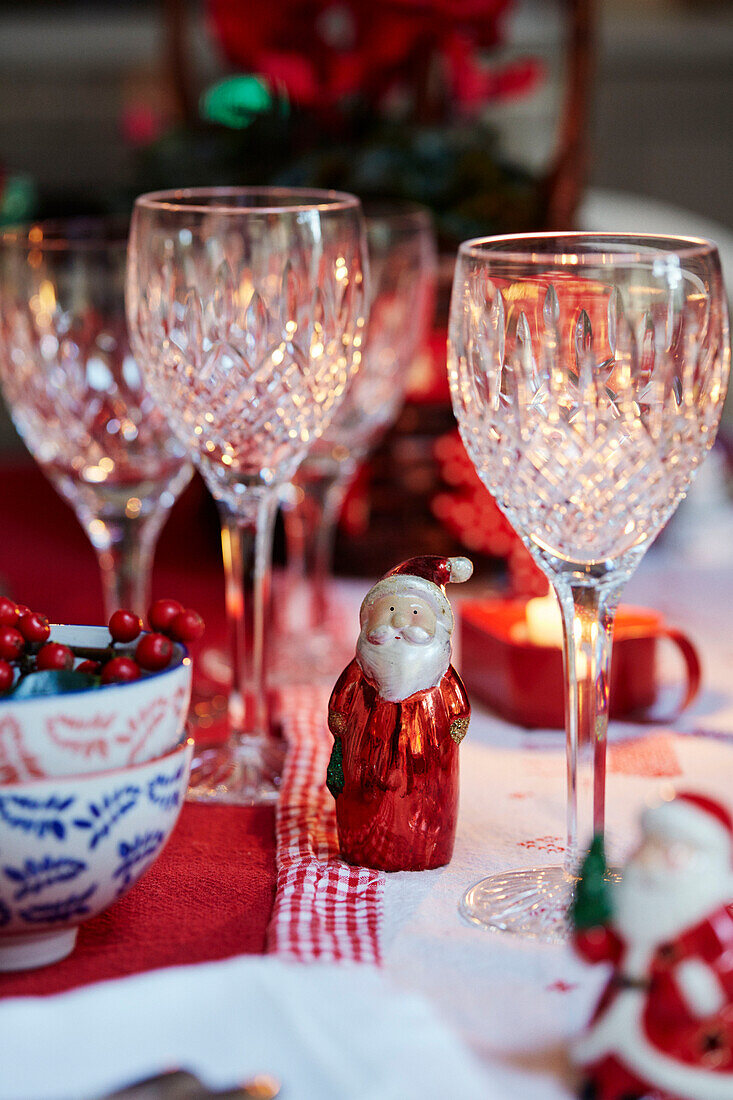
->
[200,76,287,131]
[0,173,37,227]
[10,670,100,699]
[133,102,543,249]
[134,125,279,195]
[571,834,613,931]
[277,124,542,248]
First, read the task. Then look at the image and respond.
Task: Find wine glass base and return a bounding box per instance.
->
[459,866,576,943]
[187,736,286,806]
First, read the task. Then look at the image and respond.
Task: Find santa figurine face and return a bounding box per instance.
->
[364,594,437,646]
[613,801,733,948]
[352,555,472,704]
[632,833,699,878]
[357,590,453,703]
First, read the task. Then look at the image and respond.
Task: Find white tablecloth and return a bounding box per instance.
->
[379,547,733,1097]
[0,956,497,1100]
[1,551,732,1098]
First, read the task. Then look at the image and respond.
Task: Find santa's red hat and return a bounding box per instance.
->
[360,555,473,631]
[642,791,733,861]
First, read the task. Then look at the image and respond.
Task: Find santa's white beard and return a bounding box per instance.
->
[613,855,733,949]
[356,623,451,702]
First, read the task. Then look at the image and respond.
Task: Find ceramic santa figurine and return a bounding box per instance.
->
[572,791,733,1100]
[326,555,472,872]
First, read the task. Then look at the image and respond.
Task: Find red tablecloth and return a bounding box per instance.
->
[0,803,276,997]
[0,459,279,996]
[0,457,224,627]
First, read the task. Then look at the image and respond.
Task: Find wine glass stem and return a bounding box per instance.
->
[284,470,351,631]
[555,575,623,875]
[219,492,278,740]
[88,512,163,619]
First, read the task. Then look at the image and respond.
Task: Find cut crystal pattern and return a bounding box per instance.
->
[128,214,367,505]
[306,217,437,464]
[449,267,729,565]
[0,266,187,504]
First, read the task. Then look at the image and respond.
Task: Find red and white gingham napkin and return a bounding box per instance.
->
[267,685,384,964]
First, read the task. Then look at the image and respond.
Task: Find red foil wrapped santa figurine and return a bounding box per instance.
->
[571,791,733,1100]
[326,555,473,872]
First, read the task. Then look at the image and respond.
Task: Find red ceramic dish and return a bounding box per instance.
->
[458,598,700,729]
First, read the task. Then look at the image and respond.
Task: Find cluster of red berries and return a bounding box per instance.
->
[99,599,204,685]
[0,597,52,692]
[0,596,204,695]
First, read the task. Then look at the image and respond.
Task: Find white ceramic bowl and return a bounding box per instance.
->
[0,736,193,970]
[0,625,192,781]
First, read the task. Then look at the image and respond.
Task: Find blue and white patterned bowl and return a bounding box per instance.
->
[0,736,193,971]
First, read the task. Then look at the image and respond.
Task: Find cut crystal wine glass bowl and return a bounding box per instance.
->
[0,219,191,617]
[449,233,730,939]
[128,191,367,511]
[127,188,368,803]
[275,204,438,680]
[451,241,727,570]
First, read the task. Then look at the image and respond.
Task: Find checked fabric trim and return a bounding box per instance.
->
[266,684,384,964]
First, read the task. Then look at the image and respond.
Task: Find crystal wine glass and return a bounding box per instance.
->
[449,233,730,940]
[0,218,192,618]
[126,187,368,804]
[278,203,438,679]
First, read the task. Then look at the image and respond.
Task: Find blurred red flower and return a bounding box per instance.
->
[206,0,540,111]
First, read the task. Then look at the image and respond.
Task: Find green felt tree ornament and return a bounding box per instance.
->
[571,834,613,931]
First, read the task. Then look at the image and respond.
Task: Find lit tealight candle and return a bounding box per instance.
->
[525,593,563,647]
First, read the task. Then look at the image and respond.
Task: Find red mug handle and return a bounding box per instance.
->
[628,625,701,724]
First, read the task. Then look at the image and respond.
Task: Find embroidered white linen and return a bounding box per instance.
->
[0,955,495,1100]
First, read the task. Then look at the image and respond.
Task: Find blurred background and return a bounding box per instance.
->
[0,1,731,224]
[0,0,731,587]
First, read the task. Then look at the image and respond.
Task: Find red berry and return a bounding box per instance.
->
[14,605,31,618]
[18,611,50,644]
[0,626,25,661]
[36,642,74,671]
[0,597,19,627]
[108,609,143,644]
[0,659,14,692]
[135,632,173,671]
[76,659,102,676]
[146,602,182,638]
[169,608,205,643]
[147,598,184,634]
[101,656,140,684]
